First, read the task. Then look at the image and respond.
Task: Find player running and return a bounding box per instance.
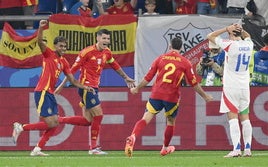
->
[12,20,94,156]
[125,37,213,157]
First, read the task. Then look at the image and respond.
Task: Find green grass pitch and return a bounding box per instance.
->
[1,150,268,167]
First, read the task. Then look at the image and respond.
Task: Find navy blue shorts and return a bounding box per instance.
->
[146,98,179,118]
[34,91,58,117]
[78,88,100,109]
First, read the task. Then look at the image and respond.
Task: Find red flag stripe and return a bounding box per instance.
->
[0,54,42,68]
[2,22,38,42]
[49,14,137,27]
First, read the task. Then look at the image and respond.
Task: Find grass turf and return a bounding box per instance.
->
[0,150,268,167]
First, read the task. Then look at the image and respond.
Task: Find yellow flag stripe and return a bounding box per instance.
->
[0,31,41,60]
[45,22,136,55]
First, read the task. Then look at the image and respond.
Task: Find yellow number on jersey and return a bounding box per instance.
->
[162,63,176,83]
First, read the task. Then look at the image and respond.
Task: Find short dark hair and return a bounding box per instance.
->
[233,30,242,37]
[145,0,156,5]
[171,37,182,50]
[97,29,110,36]
[53,36,67,45]
[263,33,268,45]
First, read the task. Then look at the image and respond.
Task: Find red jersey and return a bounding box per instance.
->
[78,7,92,17]
[144,50,198,103]
[71,45,120,88]
[106,3,134,15]
[35,47,72,94]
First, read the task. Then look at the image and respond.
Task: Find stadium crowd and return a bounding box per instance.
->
[0,0,268,29]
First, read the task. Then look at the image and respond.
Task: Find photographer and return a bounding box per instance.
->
[196,41,225,86]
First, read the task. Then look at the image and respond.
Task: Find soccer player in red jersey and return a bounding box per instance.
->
[96,0,137,15]
[12,20,94,156]
[55,29,135,155]
[124,37,213,157]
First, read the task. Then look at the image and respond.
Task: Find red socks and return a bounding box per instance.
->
[37,127,57,148]
[59,116,91,126]
[90,115,103,149]
[22,122,49,131]
[164,125,174,147]
[131,119,147,137]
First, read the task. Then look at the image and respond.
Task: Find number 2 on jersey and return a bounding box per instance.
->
[163,63,176,83]
[235,53,250,72]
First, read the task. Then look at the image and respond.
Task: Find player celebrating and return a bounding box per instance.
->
[12,20,94,156]
[207,23,254,157]
[125,37,213,157]
[55,29,135,155]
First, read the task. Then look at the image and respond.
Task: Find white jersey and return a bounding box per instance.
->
[215,37,253,89]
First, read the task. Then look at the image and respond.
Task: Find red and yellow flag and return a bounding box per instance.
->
[44,14,137,67]
[0,22,42,68]
[0,14,137,68]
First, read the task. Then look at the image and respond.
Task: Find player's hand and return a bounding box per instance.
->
[96,0,102,7]
[125,77,135,88]
[206,59,214,66]
[204,94,213,102]
[85,86,96,94]
[39,20,48,28]
[227,24,242,33]
[130,87,138,94]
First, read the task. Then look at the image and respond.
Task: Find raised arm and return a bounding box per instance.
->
[37,20,48,53]
[96,0,108,15]
[130,0,137,9]
[207,27,227,44]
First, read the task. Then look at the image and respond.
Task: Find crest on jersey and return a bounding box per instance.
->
[97,58,102,65]
[75,56,81,63]
[91,98,96,105]
[47,108,52,114]
[163,23,213,54]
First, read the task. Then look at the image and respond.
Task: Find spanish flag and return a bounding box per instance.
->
[45,14,137,67]
[0,14,137,68]
[0,22,42,68]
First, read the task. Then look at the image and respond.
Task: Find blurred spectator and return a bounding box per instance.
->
[227,0,247,14]
[242,0,267,50]
[135,0,146,14]
[250,33,268,86]
[96,0,137,15]
[197,0,218,14]
[175,0,197,14]
[155,0,173,14]
[33,0,63,29]
[0,0,25,29]
[37,0,63,14]
[92,0,113,17]
[22,0,38,29]
[218,0,228,14]
[69,0,92,17]
[196,41,225,86]
[143,0,159,15]
[248,0,268,24]
[62,0,79,13]
[245,0,257,16]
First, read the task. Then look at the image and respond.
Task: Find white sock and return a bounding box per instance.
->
[242,119,252,150]
[229,119,241,151]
